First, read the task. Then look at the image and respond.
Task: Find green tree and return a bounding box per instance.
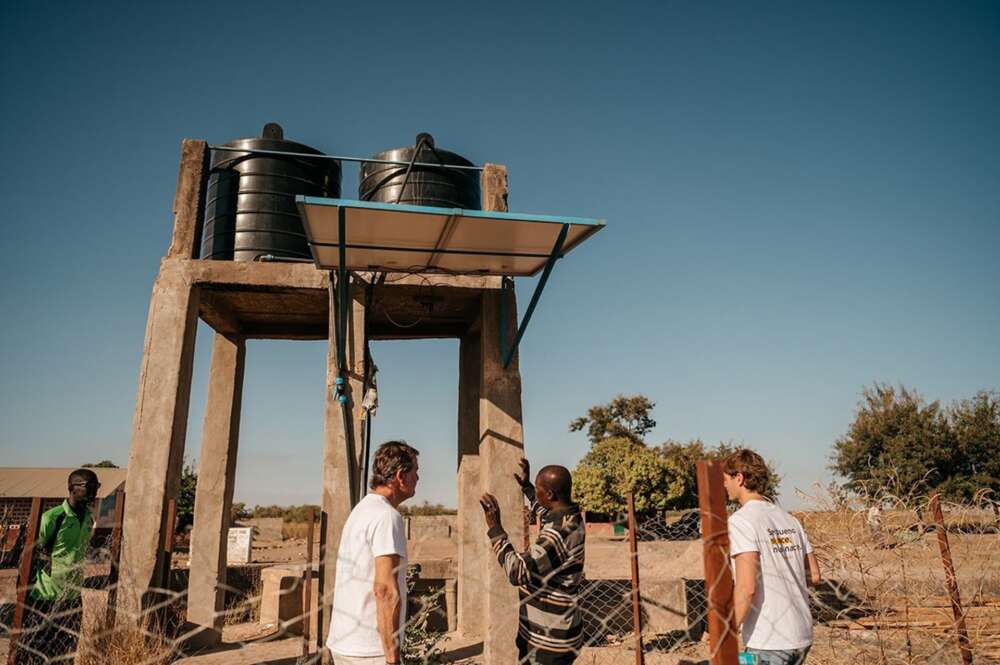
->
[574,437,687,514]
[176,461,198,529]
[949,391,1000,510]
[658,439,781,508]
[83,460,118,468]
[569,394,657,444]
[230,502,250,523]
[832,384,956,502]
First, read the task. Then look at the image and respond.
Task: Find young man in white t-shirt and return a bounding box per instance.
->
[722,449,821,665]
[326,441,420,665]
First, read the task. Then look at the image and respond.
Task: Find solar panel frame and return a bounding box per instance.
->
[297,197,604,276]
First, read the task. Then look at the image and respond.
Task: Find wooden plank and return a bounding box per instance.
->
[302,506,315,658]
[163,497,177,591]
[7,497,43,665]
[105,489,126,626]
[696,460,738,665]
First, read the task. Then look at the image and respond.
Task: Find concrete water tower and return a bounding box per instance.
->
[117,128,602,664]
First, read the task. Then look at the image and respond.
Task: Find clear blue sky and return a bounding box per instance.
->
[2,1,997,510]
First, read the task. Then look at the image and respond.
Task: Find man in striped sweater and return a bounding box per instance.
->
[480,459,586,664]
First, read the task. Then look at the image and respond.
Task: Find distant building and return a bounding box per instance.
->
[0,466,127,527]
[0,467,128,566]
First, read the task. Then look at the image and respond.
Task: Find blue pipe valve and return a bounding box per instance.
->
[333,376,348,404]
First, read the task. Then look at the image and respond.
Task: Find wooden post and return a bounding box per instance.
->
[317,511,328,658]
[106,489,127,626]
[930,494,974,665]
[163,497,177,592]
[626,493,645,665]
[303,506,316,659]
[7,497,43,665]
[696,460,738,665]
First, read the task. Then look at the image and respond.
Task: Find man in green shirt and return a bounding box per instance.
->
[16,469,99,665]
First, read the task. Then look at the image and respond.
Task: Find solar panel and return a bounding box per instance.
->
[297,197,604,277]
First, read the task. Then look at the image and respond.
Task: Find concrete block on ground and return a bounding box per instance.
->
[260,565,305,636]
[227,527,253,564]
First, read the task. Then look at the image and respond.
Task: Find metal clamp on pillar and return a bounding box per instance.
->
[500,223,569,368]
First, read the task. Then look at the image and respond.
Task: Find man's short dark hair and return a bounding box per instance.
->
[68,469,98,486]
[369,441,419,489]
[721,449,771,494]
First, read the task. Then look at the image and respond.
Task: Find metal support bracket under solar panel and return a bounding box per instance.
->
[298,197,603,368]
[500,223,569,368]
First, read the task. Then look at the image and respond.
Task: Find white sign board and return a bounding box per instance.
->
[227,527,253,564]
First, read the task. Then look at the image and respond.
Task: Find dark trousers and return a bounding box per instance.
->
[516,636,577,665]
[14,595,83,665]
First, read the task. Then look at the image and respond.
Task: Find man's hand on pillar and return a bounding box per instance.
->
[480,493,503,531]
[514,458,532,492]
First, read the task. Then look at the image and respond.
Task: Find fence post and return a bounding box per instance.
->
[105,489,127,626]
[696,460,738,665]
[303,506,316,659]
[929,493,974,665]
[162,497,177,592]
[7,497,43,665]
[626,493,645,665]
[317,511,328,660]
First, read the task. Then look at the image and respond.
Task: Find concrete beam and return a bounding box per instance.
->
[168,139,209,260]
[318,280,367,645]
[186,333,246,646]
[199,291,242,336]
[119,261,200,620]
[180,260,502,293]
[479,288,525,665]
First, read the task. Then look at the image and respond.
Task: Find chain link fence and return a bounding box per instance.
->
[3,484,999,665]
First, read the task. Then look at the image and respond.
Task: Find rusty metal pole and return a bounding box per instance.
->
[627,493,645,665]
[303,506,316,658]
[930,493,974,665]
[106,489,127,626]
[7,497,43,665]
[696,460,739,665]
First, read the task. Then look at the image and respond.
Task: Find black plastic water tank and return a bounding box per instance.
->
[201,123,342,261]
[359,133,480,210]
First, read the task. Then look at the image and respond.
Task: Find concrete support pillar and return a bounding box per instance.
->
[457,329,484,636]
[119,262,200,620]
[457,454,484,636]
[479,288,525,664]
[319,280,366,645]
[186,333,246,645]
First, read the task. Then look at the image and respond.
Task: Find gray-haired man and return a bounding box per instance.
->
[326,441,420,665]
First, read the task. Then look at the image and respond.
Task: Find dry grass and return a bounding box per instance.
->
[76,602,180,665]
[795,487,1000,664]
[223,571,264,626]
[282,520,318,541]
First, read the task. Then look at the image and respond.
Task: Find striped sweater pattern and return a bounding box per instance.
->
[487,492,586,655]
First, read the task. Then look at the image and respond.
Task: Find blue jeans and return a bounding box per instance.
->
[745,646,811,665]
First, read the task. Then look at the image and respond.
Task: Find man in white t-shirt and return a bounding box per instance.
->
[722,449,821,665]
[326,441,420,665]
